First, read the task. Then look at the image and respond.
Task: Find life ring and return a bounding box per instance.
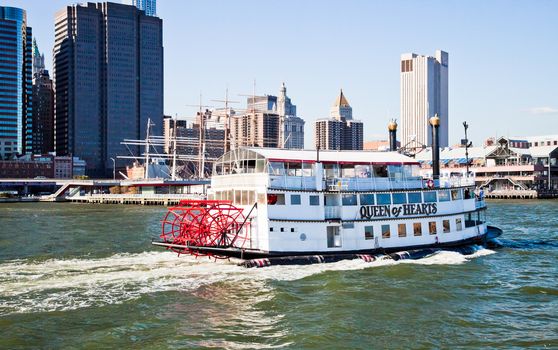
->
[426,179,434,189]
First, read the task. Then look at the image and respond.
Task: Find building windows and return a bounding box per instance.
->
[413,222,422,236]
[364,226,374,240]
[327,226,341,248]
[429,221,437,235]
[381,224,391,238]
[398,223,407,237]
[360,193,374,205]
[424,191,437,203]
[408,192,422,203]
[377,193,391,205]
[309,195,319,206]
[342,194,357,206]
[280,227,285,232]
[456,218,463,231]
[392,193,407,204]
[443,219,450,233]
[291,194,301,205]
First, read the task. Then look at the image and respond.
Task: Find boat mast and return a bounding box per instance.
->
[144,118,151,179]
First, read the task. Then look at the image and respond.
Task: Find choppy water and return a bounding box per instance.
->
[0,201,556,349]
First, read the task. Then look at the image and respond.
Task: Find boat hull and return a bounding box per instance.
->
[153,225,503,261]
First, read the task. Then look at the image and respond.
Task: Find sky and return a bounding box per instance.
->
[5,0,558,147]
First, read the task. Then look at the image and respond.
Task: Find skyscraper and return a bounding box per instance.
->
[32,38,45,75]
[0,6,33,159]
[314,90,363,150]
[246,83,305,149]
[124,0,157,16]
[53,2,163,176]
[400,50,449,149]
[32,69,54,155]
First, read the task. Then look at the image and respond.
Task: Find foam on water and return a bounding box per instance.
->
[0,248,495,315]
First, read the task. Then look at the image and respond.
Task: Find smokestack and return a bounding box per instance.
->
[430,114,440,180]
[388,120,398,151]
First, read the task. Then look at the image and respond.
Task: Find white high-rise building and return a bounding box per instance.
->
[400,50,448,149]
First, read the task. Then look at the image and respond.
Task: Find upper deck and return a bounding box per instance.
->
[212,148,475,192]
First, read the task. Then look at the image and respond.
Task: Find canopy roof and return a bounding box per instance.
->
[218,147,419,165]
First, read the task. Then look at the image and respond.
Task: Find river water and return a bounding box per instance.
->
[0,201,556,349]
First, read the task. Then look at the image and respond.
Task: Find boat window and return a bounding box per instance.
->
[302,162,314,176]
[269,162,285,176]
[465,213,475,227]
[291,194,301,205]
[269,227,273,232]
[267,193,285,205]
[423,191,437,203]
[456,218,463,231]
[443,219,450,233]
[364,226,374,240]
[291,228,296,232]
[257,193,266,204]
[429,221,437,235]
[327,226,341,248]
[438,190,451,202]
[287,162,303,176]
[377,193,391,205]
[256,159,266,173]
[373,165,388,177]
[388,165,403,179]
[234,190,241,205]
[392,193,407,204]
[342,222,354,229]
[281,227,285,232]
[355,165,371,178]
[381,224,391,238]
[309,195,320,206]
[408,192,422,203]
[248,191,256,204]
[341,164,355,178]
[324,163,340,178]
[398,223,407,237]
[413,222,422,236]
[359,193,374,205]
[342,194,357,206]
[451,189,462,200]
[241,190,249,205]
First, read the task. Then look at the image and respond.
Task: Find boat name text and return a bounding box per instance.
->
[359,203,438,219]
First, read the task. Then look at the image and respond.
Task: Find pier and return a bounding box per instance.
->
[68,193,203,205]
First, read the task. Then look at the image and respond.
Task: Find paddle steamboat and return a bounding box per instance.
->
[154,118,502,264]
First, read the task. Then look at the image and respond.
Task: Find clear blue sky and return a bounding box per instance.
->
[6,0,558,146]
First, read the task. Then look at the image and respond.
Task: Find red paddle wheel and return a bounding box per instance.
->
[160,200,250,258]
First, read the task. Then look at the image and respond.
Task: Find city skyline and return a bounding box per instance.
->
[2,0,557,148]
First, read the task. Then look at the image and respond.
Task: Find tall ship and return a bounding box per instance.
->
[154,120,502,266]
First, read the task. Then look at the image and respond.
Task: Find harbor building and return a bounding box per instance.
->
[31,40,54,155]
[247,83,305,149]
[230,112,281,149]
[314,90,363,150]
[53,2,163,177]
[416,136,558,198]
[0,6,33,159]
[400,50,448,150]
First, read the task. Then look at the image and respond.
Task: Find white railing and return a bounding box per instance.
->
[268,175,476,191]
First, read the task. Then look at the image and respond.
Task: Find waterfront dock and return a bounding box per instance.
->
[68,193,203,205]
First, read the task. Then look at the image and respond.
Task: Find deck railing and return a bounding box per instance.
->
[269,175,475,191]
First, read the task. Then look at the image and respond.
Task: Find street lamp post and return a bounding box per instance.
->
[110,157,116,180]
[463,122,471,176]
